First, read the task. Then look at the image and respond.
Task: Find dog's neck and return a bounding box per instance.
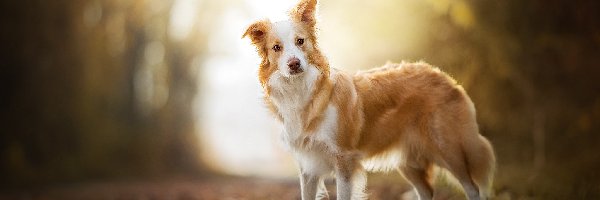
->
[266,65,333,137]
[268,66,321,110]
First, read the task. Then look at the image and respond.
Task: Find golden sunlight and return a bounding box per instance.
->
[194,0,299,177]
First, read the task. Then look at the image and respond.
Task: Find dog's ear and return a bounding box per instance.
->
[242,20,271,44]
[290,0,318,26]
[243,20,271,69]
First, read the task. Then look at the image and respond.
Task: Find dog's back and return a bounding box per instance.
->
[353,61,496,199]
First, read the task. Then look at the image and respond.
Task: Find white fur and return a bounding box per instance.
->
[293,104,339,175]
[273,21,308,77]
[266,35,344,199]
[268,64,339,154]
[362,147,404,172]
[311,104,340,153]
[268,20,366,200]
[268,65,320,138]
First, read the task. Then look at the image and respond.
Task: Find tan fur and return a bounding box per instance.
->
[243,0,495,199]
[302,74,333,133]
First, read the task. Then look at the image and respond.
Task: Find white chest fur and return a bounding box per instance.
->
[267,67,340,175]
[292,104,339,175]
[268,65,318,135]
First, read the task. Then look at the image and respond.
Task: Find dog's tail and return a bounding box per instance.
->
[465,134,496,199]
[434,134,495,199]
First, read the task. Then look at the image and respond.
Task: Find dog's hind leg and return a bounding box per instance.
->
[463,135,496,199]
[398,163,434,200]
[439,144,482,200]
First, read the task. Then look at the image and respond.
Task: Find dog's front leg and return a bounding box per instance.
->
[300,172,320,200]
[316,177,330,200]
[335,169,352,200]
[335,153,366,200]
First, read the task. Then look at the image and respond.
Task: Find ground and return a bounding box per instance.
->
[0,174,521,200]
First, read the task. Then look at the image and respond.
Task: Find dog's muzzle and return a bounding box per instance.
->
[287,57,303,75]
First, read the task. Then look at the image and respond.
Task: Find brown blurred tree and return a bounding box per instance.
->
[323,0,600,198]
[0,0,208,187]
[415,0,600,198]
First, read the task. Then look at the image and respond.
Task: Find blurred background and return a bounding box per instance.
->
[1,0,599,199]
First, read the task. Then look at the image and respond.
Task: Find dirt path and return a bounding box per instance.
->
[0,177,421,200]
[0,177,516,200]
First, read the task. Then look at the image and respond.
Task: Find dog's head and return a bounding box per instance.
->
[243,0,329,86]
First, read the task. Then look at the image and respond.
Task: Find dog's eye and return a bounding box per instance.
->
[272,44,281,52]
[296,38,304,46]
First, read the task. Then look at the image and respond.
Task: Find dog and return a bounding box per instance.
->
[243,0,495,199]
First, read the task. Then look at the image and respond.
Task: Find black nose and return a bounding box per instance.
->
[287,58,301,71]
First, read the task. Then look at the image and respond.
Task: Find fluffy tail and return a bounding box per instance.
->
[465,134,496,199]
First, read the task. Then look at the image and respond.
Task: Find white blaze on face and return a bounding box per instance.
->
[273,20,307,77]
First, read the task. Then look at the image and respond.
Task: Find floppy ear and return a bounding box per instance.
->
[242,20,271,45]
[290,0,318,26]
[243,20,271,72]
